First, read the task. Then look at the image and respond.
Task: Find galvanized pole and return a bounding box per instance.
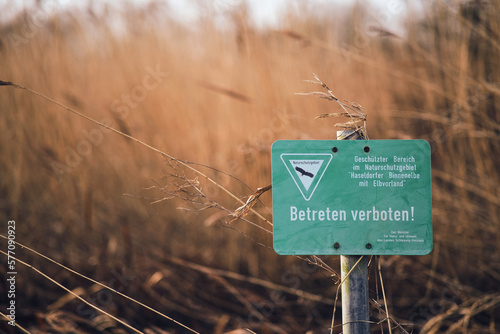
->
[338,130,370,334]
[340,255,369,333]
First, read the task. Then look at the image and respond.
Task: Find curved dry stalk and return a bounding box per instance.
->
[0,235,200,334]
[0,249,146,334]
[0,80,271,227]
[0,311,32,334]
[296,74,368,138]
[377,257,393,334]
[231,184,272,223]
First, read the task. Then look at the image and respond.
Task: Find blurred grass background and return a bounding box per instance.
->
[0,0,499,333]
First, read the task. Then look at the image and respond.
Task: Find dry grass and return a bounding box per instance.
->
[0,1,499,333]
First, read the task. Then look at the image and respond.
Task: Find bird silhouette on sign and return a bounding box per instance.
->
[295,166,314,178]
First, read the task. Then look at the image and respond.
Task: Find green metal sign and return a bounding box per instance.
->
[272,140,432,255]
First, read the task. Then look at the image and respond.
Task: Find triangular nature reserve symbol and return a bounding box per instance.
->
[280,154,333,201]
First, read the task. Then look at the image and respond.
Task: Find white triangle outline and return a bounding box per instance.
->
[280,153,333,201]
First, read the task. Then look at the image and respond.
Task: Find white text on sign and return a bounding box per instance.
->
[290,206,415,222]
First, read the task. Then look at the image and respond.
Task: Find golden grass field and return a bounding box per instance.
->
[0,1,499,333]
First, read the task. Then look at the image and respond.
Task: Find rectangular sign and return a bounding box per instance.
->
[271,140,432,255]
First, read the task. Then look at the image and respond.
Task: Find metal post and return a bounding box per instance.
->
[338,130,370,334]
[340,255,369,333]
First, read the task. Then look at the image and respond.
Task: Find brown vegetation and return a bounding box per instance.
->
[0,1,499,333]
